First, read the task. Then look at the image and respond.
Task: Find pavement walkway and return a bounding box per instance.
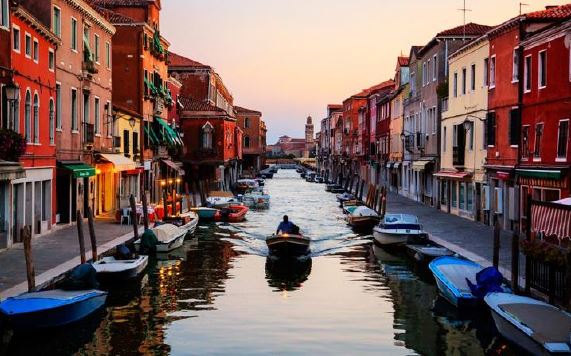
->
[386,192,525,283]
[0,219,139,299]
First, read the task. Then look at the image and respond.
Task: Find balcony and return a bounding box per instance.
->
[83,123,94,145]
[453,145,465,167]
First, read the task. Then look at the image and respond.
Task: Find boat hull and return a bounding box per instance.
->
[266,235,310,257]
[348,216,380,230]
[93,256,149,281]
[156,233,185,252]
[191,208,218,220]
[406,245,454,264]
[489,308,548,355]
[0,291,107,329]
[373,230,408,246]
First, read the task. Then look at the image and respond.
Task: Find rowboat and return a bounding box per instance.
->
[134,223,186,253]
[347,206,380,230]
[163,211,199,236]
[190,207,218,220]
[214,205,249,222]
[266,233,310,257]
[485,292,571,355]
[342,200,364,214]
[429,256,482,307]
[0,289,107,329]
[406,243,454,264]
[373,214,424,246]
[92,255,149,280]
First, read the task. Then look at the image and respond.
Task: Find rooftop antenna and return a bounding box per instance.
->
[519,2,529,15]
[458,0,472,41]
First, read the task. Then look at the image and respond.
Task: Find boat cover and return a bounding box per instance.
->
[436,264,480,294]
[351,206,379,217]
[0,290,105,314]
[152,224,182,243]
[466,266,504,298]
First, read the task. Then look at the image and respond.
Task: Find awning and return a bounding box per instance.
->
[0,161,25,181]
[144,124,159,145]
[412,160,433,171]
[123,167,144,176]
[161,159,185,176]
[156,118,183,146]
[531,202,571,240]
[516,169,562,180]
[99,153,137,172]
[434,171,471,180]
[386,162,394,168]
[61,163,96,178]
[393,162,401,169]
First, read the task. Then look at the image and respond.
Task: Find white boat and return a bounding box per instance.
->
[92,255,149,280]
[346,206,380,230]
[485,292,571,355]
[163,211,199,236]
[242,189,270,209]
[134,223,186,253]
[373,214,424,246]
[206,191,240,208]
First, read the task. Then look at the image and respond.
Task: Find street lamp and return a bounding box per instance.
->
[5,81,19,130]
[128,117,136,128]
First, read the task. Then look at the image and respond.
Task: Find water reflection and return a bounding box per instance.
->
[265,257,312,292]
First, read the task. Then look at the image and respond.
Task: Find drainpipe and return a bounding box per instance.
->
[515,19,525,231]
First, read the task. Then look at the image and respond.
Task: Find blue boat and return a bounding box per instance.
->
[0,289,107,329]
[191,207,218,220]
[428,256,483,308]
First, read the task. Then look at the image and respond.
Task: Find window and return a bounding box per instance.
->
[49,99,54,144]
[486,112,496,146]
[244,117,250,128]
[521,126,530,159]
[94,34,100,63]
[244,136,250,148]
[94,97,100,134]
[32,39,39,62]
[460,183,466,210]
[48,49,55,71]
[451,181,457,208]
[25,33,31,58]
[512,49,519,82]
[201,122,214,149]
[71,18,77,51]
[509,108,520,146]
[71,88,78,131]
[52,6,61,37]
[443,126,447,152]
[123,129,130,155]
[453,72,458,97]
[557,120,569,159]
[467,183,474,212]
[524,55,531,92]
[427,59,431,85]
[55,83,61,129]
[468,122,474,150]
[470,64,476,91]
[33,93,39,143]
[132,132,139,154]
[534,123,543,159]
[483,58,489,86]
[422,62,427,86]
[25,90,31,142]
[0,0,8,27]
[105,42,111,69]
[83,25,90,59]
[490,56,496,87]
[538,50,547,88]
[106,101,112,137]
[433,54,437,81]
[12,26,20,52]
[462,67,467,95]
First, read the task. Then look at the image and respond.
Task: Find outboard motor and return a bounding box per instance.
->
[60,263,99,290]
[466,266,504,299]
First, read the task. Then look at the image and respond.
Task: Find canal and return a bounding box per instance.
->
[2,169,517,355]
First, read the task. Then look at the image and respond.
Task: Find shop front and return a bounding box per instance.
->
[0,161,25,249]
[97,153,138,213]
[56,162,96,224]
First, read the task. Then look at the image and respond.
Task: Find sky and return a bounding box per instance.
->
[161,0,569,144]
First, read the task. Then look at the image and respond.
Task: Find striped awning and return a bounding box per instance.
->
[531,202,571,241]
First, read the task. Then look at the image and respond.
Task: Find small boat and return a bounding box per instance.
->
[428,256,483,308]
[347,206,380,229]
[314,176,324,183]
[406,243,454,264]
[300,171,307,179]
[330,186,346,194]
[163,211,199,236]
[325,184,342,192]
[234,179,259,194]
[134,223,186,253]
[342,199,364,213]
[485,292,571,355]
[296,167,304,173]
[206,191,240,208]
[190,207,218,220]
[305,173,316,182]
[255,178,265,187]
[336,192,355,203]
[266,233,310,257]
[214,205,249,222]
[92,255,149,280]
[242,190,270,209]
[373,213,424,246]
[259,171,274,179]
[0,289,107,329]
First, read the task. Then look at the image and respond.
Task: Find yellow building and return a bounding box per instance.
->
[438,35,489,221]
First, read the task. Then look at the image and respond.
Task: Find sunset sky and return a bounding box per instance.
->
[162,0,569,143]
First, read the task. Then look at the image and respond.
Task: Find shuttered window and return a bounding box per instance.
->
[486,112,496,146]
[509,108,520,146]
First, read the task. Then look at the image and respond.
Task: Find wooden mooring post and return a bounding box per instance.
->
[142,191,150,230]
[22,226,35,292]
[493,220,500,269]
[510,231,519,293]
[185,182,192,211]
[129,194,139,240]
[76,210,86,264]
[86,207,97,262]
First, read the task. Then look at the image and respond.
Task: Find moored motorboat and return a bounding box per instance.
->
[485,292,571,355]
[406,243,454,264]
[373,214,424,246]
[342,199,364,213]
[347,206,380,230]
[336,192,355,203]
[134,223,186,253]
[234,179,259,194]
[163,211,199,236]
[266,233,310,257]
[190,207,218,220]
[325,183,342,192]
[242,190,270,209]
[214,205,249,222]
[0,289,107,329]
[92,255,149,280]
[206,191,240,208]
[429,256,482,307]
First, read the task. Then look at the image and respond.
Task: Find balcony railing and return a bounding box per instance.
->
[83,123,94,145]
[452,145,465,166]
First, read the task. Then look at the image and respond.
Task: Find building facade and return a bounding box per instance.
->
[236,106,265,174]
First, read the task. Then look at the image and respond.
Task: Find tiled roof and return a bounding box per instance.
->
[178,96,225,113]
[327,104,343,109]
[89,4,135,24]
[526,4,571,20]
[168,52,210,68]
[397,56,409,66]
[91,0,150,7]
[437,23,493,37]
[235,106,262,115]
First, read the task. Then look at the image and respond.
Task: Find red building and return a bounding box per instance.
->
[5,4,59,244]
[518,18,571,227]
[342,90,368,177]
[486,5,571,231]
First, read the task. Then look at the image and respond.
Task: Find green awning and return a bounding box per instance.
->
[61,163,96,178]
[144,124,158,145]
[156,118,182,146]
[516,169,562,180]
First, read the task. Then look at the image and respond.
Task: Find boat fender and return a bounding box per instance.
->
[60,263,99,291]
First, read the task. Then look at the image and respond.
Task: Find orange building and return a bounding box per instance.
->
[235,106,266,174]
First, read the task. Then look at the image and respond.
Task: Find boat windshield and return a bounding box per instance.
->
[382,214,421,230]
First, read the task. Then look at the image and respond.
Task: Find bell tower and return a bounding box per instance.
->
[305,116,314,144]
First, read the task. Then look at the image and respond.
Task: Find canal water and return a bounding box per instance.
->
[2,169,518,355]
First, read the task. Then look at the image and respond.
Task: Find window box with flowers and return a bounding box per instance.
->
[0,129,27,162]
